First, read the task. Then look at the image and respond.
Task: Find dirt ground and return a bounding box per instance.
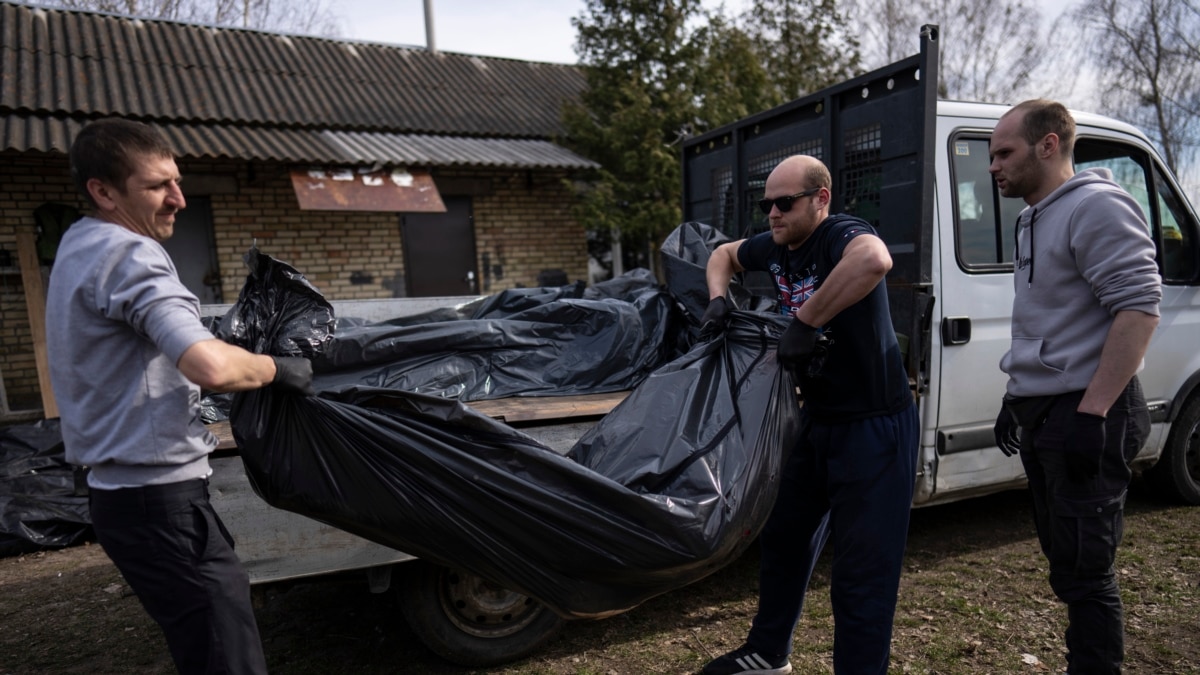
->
[1,482,1197,675]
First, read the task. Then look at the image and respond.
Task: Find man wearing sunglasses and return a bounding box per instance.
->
[699,154,918,675]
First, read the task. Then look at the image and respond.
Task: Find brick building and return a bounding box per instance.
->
[0,2,599,420]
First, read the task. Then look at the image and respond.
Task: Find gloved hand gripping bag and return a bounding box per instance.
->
[661,221,777,338]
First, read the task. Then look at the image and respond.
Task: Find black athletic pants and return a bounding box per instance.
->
[747,401,919,673]
[89,478,268,675]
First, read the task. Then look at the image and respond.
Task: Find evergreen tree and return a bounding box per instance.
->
[740,0,861,101]
[691,12,777,130]
[564,0,860,277]
[564,0,706,274]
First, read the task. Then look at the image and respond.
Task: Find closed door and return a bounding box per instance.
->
[402,197,479,297]
[161,196,222,304]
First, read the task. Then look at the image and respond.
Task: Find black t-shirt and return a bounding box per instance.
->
[737,214,911,423]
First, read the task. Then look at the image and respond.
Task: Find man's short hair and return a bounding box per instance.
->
[801,156,832,191]
[70,118,176,207]
[1010,99,1075,157]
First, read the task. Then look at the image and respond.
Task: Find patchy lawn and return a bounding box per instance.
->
[1,483,1196,674]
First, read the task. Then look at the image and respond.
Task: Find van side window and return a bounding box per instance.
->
[1074,140,1152,233]
[1075,137,1200,284]
[1153,165,1197,282]
[950,137,1022,270]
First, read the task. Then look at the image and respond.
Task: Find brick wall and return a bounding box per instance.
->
[468,169,589,292]
[0,151,589,419]
[0,152,79,413]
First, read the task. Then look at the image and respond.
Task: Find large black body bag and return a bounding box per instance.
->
[225,230,799,618]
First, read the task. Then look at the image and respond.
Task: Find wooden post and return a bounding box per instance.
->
[16,231,58,419]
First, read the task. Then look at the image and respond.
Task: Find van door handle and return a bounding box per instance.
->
[942,317,972,345]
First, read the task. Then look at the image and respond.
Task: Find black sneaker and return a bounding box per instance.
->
[700,644,793,674]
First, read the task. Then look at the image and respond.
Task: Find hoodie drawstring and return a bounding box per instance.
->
[1015,208,1038,286]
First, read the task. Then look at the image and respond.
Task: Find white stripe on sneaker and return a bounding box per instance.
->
[735,652,771,670]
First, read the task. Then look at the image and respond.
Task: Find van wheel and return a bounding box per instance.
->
[1148,394,1200,505]
[397,561,564,667]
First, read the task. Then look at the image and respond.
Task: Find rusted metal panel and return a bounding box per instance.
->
[290,166,446,212]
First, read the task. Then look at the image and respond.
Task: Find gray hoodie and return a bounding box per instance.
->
[1001,168,1161,397]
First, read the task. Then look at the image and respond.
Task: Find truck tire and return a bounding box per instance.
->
[1147,394,1200,505]
[397,560,564,667]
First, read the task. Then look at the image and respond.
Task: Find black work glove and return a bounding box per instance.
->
[777,318,821,374]
[271,356,315,396]
[1064,411,1106,482]
[699,296,731,340]
[994,404,1022,457]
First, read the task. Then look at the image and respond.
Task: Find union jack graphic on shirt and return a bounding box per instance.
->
[776,273,818,316]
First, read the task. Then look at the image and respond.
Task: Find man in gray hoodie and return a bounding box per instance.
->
[47,118,314,674]
[990,99,1161,674]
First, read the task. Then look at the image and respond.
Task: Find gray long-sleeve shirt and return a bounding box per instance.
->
[1002,168,1162,397]
[46,217,218,489]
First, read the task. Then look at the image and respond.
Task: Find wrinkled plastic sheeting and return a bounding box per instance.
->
[223,244,801,618]
[215,247,336,360]
[310,268,679,400]
[661,222,778,332]
[0,420,91,557]
[231,313,797,618]
[202,263,678,421]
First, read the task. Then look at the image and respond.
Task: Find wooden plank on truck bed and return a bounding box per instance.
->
[208,390,629,451]
[468,391,629,422]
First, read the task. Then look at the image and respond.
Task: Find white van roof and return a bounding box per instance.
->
[936,100,1152,145]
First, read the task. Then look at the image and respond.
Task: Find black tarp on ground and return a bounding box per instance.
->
[224,226,801,618]
[0,420,91,557]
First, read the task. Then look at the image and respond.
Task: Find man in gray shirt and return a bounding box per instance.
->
[990,99,1160,674]
[47,118,313,674]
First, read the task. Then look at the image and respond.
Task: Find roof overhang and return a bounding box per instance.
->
[0,113,599,171]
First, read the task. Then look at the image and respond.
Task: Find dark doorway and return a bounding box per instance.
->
[401,197,479,296]
[162,197,222,304]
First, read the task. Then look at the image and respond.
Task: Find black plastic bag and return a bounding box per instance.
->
[231,313,796,618]
[0,420,92,557]
[310,271,679,401]
[661,222,778,336]
[214,247,336,359]
[224,243,801,617]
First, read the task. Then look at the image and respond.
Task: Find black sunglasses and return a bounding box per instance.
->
[758,187,821,215]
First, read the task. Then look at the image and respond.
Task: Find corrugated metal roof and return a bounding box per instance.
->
[0,2,586,137]
[0,112,598,169]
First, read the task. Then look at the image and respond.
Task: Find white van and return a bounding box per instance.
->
[681,25,1200,506]
[927,101,1200,505]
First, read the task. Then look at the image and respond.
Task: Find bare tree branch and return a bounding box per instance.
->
[1074,0,1200,174]
[845,0,1053,103]
[17,0,341,36]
